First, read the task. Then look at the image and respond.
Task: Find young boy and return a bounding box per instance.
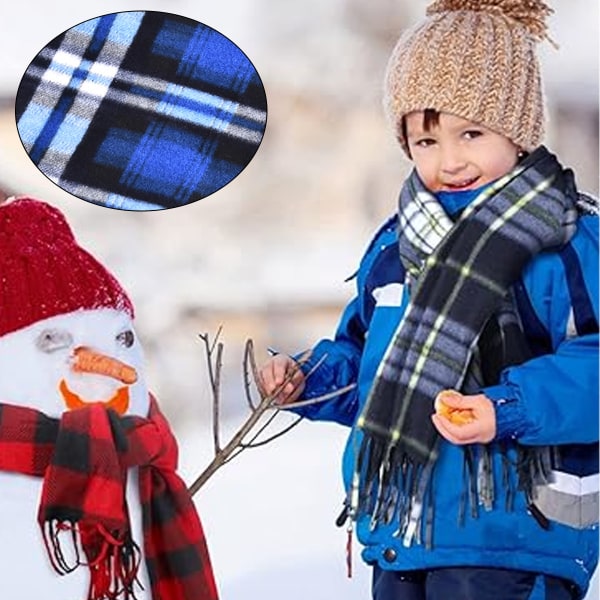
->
[259,1,599,599]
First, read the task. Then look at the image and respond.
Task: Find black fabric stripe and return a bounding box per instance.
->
[558,444,599,477]
[51,429,90,472]
[513,280,553,355]
[347,313,366,346]
[558,243,599,335]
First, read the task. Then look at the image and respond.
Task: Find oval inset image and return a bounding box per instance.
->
[15,11,268,211]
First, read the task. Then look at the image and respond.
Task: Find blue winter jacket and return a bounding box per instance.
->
[292,198,599,596]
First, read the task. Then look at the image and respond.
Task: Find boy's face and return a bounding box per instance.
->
[404,111,520,193]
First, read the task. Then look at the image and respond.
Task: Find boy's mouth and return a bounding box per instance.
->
[442,176,480,191]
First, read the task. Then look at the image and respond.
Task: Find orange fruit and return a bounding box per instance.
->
[435,390,475,425]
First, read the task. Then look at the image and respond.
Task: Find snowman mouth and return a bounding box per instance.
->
[59,379,130,415]
[59,347,137,415]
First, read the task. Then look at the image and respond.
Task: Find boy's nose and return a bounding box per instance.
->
[439,147,467,174]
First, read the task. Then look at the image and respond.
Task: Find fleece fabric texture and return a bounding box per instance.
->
[15,11,268,210]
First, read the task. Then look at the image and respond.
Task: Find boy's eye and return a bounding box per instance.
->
[116,330,135,348]
[413,137,436,148]
[463,129,483,140]
[36,329,73,353]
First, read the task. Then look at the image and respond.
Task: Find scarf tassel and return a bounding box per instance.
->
[516,446,554,530]
[460,444,553,530]
[41,520,142,600]
[356,438,555,549]
[354,435,435,548]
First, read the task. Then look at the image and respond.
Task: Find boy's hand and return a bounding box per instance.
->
[258,354,305,405]
[431,390,496,444]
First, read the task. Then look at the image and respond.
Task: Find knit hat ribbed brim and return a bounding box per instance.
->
[384,0,554,155]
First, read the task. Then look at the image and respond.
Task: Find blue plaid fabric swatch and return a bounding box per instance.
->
[15,12,268,210]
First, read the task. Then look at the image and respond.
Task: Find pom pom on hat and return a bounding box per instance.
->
[384,0,554,155]
[0,197,133,337]
[426,0,553,41]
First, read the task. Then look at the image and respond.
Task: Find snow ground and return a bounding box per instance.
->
[179,418,372,599]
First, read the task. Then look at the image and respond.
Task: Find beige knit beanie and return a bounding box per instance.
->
[384,0,554,155]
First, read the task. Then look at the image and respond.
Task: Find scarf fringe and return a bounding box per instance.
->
[516,445,554,529]
[353,435,436,549]
[354,436,555,548]
[41,520,143,600]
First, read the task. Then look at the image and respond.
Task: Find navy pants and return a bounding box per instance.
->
[372,566,579,600]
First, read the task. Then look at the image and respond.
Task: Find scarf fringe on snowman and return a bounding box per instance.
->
[42,520,142,600]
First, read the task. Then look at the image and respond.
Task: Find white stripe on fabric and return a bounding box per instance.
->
[486,177,553,234]
[107,87,263,142]
[400,191,452,255]
[24,13,143,177]
[28,51,266,142]
[89,61,119,79]
[372,283,405,307]
[50,49,82,70]
[460,168,523,218]
[105,193,164,211]
[565,308,578,339]
[41,68,73,89]
[80,79,113,98]
[43,56,118,97]
[223,122,264,144]
[547,470,599,496]
[163,84,238,117]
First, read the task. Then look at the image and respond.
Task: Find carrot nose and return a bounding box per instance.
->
[71,347,138,384]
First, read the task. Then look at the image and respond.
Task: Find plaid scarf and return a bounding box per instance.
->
[0,397,218,600]
[352,146,582,546]
[15,11,267,210]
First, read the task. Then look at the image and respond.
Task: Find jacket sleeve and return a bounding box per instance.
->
[485,333,598,444]
[288,295,365,427]
[485,215,599,445]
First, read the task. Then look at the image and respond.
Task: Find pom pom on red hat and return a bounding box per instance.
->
[0,197,134,337]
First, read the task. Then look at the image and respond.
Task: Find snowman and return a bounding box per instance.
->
[0,197,218,600]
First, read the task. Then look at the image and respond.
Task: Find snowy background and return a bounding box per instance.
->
[0,1,598,598]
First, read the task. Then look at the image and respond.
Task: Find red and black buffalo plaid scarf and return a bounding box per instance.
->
[0,397,218,600]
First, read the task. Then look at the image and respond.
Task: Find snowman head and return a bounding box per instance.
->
[0,197,149,418]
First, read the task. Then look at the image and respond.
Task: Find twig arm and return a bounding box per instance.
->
[188,335,358,497]
[198,332,223,454]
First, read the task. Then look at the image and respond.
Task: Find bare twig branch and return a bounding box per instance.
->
[198,332,223,454]
[283,384,357,409]
[188,333,357,497]
[243,339,258,411]
[212,342,223,452]
[241,415,303,448]
[209,325,223,356]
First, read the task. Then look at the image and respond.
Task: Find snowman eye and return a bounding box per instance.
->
[36,329,73,353]
[116,330,135,348]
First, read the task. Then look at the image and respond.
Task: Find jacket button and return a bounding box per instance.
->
[383,548,397,562]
